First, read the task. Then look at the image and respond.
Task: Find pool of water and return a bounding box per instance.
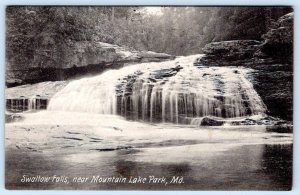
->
[5,111,293,190]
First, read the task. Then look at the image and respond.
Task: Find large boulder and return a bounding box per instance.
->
[200,117,224,126]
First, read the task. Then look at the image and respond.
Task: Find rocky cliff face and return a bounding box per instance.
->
[261,12,293,63]
[6,40,174,87]
[196,12,293,121]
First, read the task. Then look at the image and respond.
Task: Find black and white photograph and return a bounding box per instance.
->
[5,6,293,190]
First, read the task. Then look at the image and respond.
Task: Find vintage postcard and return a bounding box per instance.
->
[5,6,293,190]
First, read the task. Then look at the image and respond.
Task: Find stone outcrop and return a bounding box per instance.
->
[261,12,293,63]
[200,40,261,66]
[196,12,293,121]
[6,41,175,87]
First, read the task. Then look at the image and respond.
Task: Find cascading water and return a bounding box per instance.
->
[48,55,266,124]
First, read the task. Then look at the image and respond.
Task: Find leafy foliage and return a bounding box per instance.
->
[6,6,293,66]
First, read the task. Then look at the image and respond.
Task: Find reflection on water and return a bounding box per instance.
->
[6,143,292,190]
[261,144,293,190]
[266,125,293,133]
[5,111,293,190]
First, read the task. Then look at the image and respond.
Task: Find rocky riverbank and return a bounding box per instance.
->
[6,42,174,87]
[195,12,293,121]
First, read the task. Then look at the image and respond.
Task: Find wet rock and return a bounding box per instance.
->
[200,117,224,126]
[148,78,157,83]
[173,65,183,71]
[116,64,182,98]
[230,116,287,126]
[90,146,132,152]
[52,136,83,141]
[113,127,123,131]
[5,112,23,123]
[152,66,182,80]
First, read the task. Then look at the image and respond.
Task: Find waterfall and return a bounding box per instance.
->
[48,55,266,123]
[28,97,37,110]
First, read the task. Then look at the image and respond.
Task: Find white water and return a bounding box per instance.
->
[48,55,266,123]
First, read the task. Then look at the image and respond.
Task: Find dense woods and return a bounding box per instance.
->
[7,6,292,58]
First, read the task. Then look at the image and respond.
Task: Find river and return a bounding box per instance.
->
[5,111,292,190]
